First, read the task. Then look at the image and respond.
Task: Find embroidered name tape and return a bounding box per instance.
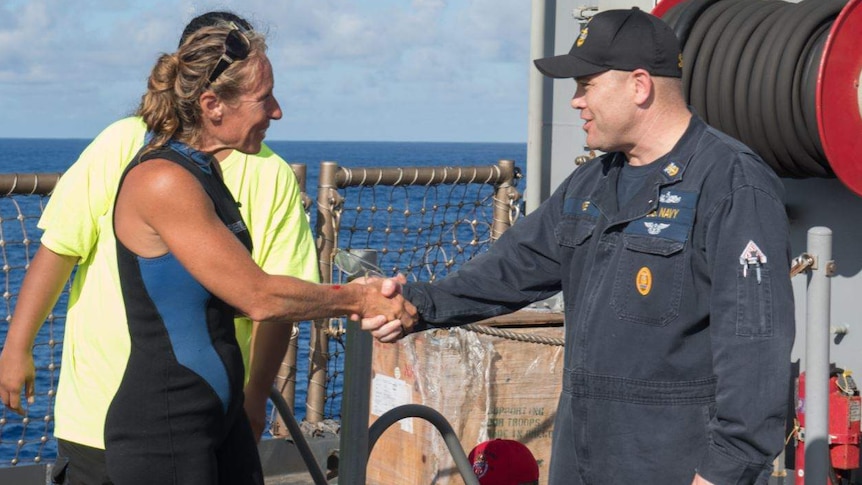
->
[624,189,698,243]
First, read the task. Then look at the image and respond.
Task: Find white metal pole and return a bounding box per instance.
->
[804,226,832,485]
[526,0,552,214]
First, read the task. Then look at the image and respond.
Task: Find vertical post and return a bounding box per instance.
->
[290,163,313,212]
[491,159,517,241]
[526,0,554,214]
[306,162,340,423]
[272,163,310,435]
[337,250,377,485]
[804,226,832,485]
[271,324,300,437]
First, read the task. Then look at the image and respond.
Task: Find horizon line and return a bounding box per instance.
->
[0,137,528,145]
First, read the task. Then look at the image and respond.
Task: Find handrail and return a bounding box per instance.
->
[334,163,514,187]
[0,173,61,195]
[368,404,479,485]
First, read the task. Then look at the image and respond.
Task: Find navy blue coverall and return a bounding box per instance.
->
[402,115,795,485]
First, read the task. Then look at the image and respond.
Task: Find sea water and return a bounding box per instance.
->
[0,137,526,465]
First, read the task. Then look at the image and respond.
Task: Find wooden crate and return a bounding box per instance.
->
[367,312,564,485]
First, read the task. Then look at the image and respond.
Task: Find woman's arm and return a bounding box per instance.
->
[114,159,415,329]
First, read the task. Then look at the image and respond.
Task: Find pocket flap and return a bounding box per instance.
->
[622,234,684,256]
[556,217,596,247]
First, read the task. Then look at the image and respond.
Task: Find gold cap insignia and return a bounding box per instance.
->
[576,27,589,47]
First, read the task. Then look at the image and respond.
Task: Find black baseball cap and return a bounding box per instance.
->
[534,8,682,79]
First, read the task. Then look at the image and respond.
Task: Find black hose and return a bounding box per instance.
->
[661,0,849,179]
[714,1,783,141]
[672,0,721,48]
[269,387,330,485]
[682,0,748,106]
[765,0,838,177]
[747,1,798,175]
[368,404,480,485]
[788,21,831,169]
[696,0,755,125]
[663,1,688,31]
[798,25,829,158]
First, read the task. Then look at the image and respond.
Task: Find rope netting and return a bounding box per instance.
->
[0,162,530,465]
[310,162,525,420]
[0,187,62,466]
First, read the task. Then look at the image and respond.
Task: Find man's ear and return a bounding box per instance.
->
[631,69,654,106]
[200,91,223,122]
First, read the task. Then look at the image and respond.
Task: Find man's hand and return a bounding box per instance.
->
[691,473,715,485]
[349,274,416,342]
[0,347,36,415]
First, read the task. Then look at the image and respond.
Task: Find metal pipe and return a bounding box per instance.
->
[526,0,553,214]
[491,159,517,241]
[368,404,480,485]
[306,161,340,423]
[337,250,378,485]
[804,226,833,485]
[334,164,509,188]
[271,324,300,438]
[272,163,311,432]
[290,162,314,212]
[0,173,61,195]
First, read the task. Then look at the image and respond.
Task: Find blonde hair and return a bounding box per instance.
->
[137,24,267,151]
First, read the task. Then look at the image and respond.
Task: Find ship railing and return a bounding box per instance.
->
[302,160,522,426]
[0,160,526,475]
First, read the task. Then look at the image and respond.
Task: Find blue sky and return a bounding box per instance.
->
[0,0,532,143]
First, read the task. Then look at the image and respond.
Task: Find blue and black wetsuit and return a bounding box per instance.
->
[106,143,263,485]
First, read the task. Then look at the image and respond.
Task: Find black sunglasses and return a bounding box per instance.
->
[208,25,251,84]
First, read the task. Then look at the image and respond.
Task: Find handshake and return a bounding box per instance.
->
[350,274,417,343]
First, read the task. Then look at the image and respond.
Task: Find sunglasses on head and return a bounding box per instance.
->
[208,23,251,84]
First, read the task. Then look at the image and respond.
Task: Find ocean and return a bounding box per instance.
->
[0,137,527,466]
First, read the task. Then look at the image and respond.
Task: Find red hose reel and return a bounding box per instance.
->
[653,0,862,196]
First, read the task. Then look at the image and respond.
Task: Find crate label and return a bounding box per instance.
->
[372,373,414,433]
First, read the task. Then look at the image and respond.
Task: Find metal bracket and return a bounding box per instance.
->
[790,253,837,277]
[572,6,598,21]
[790,253,838,278]
[825,260,837,277]
[574,150,597,166]
[790,252,815,276]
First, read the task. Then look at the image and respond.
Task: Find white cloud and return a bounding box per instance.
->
[0,0,531,142]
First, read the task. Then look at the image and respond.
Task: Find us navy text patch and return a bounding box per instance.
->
[624,189,697,243]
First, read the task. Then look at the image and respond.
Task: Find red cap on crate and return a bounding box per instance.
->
[468,439,540,485]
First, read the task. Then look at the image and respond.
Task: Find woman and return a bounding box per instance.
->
[106,24,414,484]
[0,12,324,485]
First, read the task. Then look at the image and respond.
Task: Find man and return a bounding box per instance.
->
[0,12,320,484]
[375,8,794,485]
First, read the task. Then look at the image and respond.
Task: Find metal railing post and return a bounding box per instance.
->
[804,226,833,485]
[491,159,517,241]
[306,161,340,423]
[272,163,309,436]
[337,250,377,485]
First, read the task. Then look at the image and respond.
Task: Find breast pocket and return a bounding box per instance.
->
[611,234,685,326]
[555,216,596,248]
